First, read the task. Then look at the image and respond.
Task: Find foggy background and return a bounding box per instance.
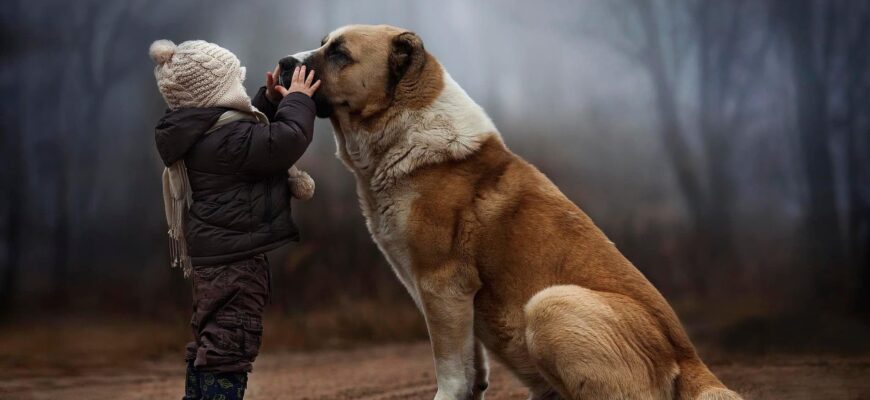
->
[1,0,869,365]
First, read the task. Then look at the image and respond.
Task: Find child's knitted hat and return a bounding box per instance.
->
[149,39,251,111]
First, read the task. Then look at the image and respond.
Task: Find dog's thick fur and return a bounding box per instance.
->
[283,24,742,400]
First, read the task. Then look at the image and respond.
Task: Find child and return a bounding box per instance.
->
[149,39,320,400]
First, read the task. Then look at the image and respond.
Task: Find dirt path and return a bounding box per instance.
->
[2,342,869,399]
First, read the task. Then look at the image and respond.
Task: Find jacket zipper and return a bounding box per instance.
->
[263,176,272,226]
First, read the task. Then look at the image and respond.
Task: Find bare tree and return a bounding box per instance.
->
[0,0,23,316]
[695,1,773,264]
[771,0,851,300]
[594,0,777,293]
[819,1,870,309]
[501,0,779,294]
[44,0,208,303]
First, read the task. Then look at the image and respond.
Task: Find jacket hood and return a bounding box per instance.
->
[155,107,227,166]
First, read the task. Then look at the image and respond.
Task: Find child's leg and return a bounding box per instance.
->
[183,360,202,400]
[199,370,248,400]
[187,254,270,398]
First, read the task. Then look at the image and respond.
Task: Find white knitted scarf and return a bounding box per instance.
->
[162,109,267,277]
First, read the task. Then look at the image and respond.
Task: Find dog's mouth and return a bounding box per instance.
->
[311,91,334,118]
[278,67,333,118]
[278,56,334,118]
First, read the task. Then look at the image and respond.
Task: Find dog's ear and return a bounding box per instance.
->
[363,32,425,118]
[388,31,425,89]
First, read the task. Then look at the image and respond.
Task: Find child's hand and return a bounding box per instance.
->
[274,66,321,98]
[265,65,282,103]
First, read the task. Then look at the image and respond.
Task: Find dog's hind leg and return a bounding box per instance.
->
[523,285,678,400]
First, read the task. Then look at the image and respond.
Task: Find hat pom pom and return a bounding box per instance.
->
[287,166,315,201]
[149,39,176,65]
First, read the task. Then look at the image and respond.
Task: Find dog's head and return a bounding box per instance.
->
[279,25,432,120]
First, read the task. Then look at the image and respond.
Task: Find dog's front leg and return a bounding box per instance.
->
[472,340,489,400]
[418,261,481,400]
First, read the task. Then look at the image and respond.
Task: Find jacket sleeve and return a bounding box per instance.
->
[239,92,316,175]
[251,86,280,122]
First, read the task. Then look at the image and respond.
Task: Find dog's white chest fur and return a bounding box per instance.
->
[366,184,423,308]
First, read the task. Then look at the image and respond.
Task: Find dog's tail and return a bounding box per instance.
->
[674,357,742,400]
[649,295,742,400]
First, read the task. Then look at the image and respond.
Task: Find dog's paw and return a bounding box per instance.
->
[288,166,315,201]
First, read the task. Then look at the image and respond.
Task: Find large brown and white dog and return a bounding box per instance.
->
[280,25,742,400]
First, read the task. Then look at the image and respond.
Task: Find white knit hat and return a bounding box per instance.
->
[149,39,252,111]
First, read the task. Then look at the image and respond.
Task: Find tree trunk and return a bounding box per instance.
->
[780,0,844,301]
[47,140,70,307]
[846,102,870,312]
[697,1,739,276]
[0,0,22,317]
[635,0,714,294]
[842,2,870,311]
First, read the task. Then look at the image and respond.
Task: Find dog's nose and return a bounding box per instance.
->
[278,56,300,88]
[279,56,299,72]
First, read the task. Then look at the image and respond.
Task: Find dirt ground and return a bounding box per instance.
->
[2,342,869,400]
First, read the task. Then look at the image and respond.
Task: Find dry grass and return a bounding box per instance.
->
[0,317,188,377]
[3,342,870,399]
[2,297,866,386]
[263,300,427,350]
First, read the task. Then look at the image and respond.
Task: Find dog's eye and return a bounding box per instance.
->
[329,50,351,66]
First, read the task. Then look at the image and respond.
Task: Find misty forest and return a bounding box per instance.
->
[1,0,869,390]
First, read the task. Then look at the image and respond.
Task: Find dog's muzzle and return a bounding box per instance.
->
[278,50,315,88]
[278,50,333,118]
[277,57,301,89]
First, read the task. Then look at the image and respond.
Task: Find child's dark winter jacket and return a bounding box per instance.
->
[154,87,315,265]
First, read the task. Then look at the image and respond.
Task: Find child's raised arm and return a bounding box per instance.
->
[237,66,320,175]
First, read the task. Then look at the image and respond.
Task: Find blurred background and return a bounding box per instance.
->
[1,0,869,379]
